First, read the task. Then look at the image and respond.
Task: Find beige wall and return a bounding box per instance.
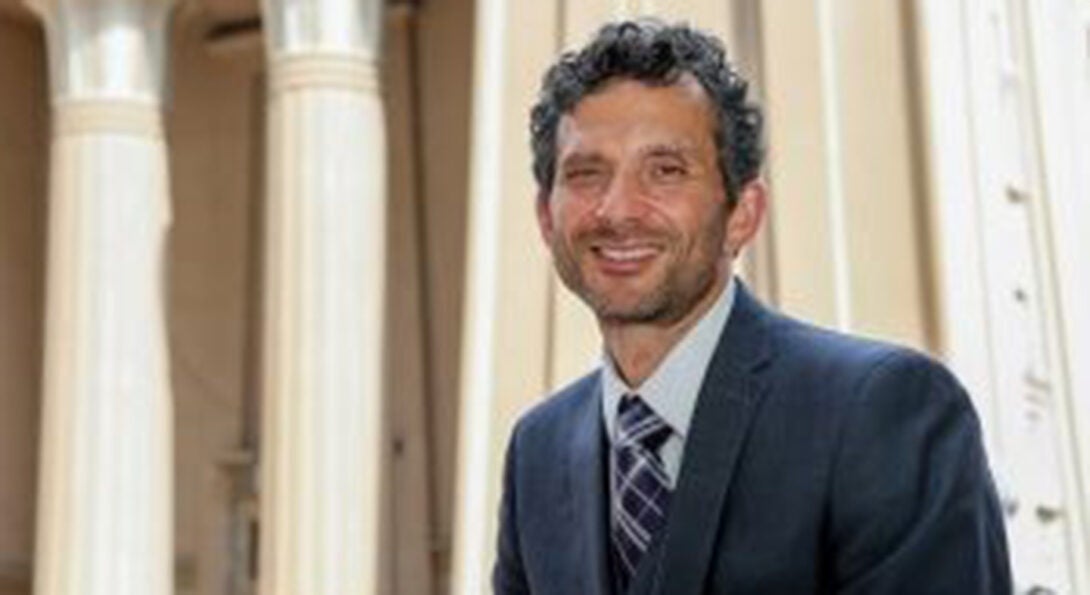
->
[402,0,475,590]
[0,16,47,595]
[833,1,933,348]
[166,10,264,593]
[760,0,933,349]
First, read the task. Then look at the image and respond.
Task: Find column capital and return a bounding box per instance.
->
[27,0,176,102]
[261,0,384,57]
[268,52,380,95]
[52,98,162,137]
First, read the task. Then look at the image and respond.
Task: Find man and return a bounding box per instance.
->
[494,19,1011,595]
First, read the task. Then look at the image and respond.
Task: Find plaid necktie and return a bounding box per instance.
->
[612,394,673,591]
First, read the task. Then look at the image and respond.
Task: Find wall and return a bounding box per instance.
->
[0,15,47,595]
[166,8,264,592]
[760,0,933,347]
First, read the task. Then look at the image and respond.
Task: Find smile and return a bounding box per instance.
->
[588,243,663,274]
[595,245,659,261]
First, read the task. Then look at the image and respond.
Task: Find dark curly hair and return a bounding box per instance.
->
[530,19,764,204]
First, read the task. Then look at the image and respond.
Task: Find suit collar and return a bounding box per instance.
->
[708,279,774,375]
[568,372,614,595]
[640,281,775,595]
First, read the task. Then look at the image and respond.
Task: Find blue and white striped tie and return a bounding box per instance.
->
[612,394,673,591]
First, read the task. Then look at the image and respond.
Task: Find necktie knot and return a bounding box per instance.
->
[617,394,672,456]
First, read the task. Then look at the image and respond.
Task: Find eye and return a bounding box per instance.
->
[648,160,689,182]
[563,166,607,186]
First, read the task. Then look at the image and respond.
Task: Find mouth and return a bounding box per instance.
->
[589,242,662,274]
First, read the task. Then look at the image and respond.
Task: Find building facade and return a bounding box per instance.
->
[0,0,1087,593]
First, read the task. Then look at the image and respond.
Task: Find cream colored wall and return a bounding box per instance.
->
[395,0,476,591]
[760,0,932,349]
[832,1,933,347]
[384,12,434,595]
[0,16,47,595]
[166,9,264,593]
[377,2,478,594]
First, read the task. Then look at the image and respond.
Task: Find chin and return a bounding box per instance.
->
[588,294,672,324]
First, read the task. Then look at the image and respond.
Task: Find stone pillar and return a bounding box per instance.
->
[28,0,175,593]
[450,0,558,590]
[257,0,387,592]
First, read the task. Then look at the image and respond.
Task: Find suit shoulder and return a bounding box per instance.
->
[511,369,601,438]
[765,313,969,407]
[769,312,900,365]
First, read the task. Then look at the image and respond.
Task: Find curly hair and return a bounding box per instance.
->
[530,19,764,203]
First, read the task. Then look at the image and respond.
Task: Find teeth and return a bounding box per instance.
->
[598,246,657,261]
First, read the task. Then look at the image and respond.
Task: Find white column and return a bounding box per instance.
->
[257,0,387,592]
[28,0,175,594]
[450,0,559,590]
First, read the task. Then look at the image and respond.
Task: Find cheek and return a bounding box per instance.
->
[554,202,597,240]
[681,203,729,254]
[653,198,710,236]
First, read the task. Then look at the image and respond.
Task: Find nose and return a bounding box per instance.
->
[594,169,645,223]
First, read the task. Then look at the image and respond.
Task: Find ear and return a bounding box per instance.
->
[536,191,555,245]
[724,179,767,258]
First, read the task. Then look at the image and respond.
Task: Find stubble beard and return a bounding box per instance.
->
[549,218,726,327]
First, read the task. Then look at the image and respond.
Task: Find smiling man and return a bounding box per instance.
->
[493,20,1012,595]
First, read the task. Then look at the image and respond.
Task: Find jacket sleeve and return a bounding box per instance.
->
[829,351,1012,594]
[493,423,531,594]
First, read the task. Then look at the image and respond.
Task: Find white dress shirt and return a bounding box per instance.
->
[601,277,737,488]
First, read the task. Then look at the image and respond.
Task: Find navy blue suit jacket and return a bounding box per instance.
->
[493,283,1011,594]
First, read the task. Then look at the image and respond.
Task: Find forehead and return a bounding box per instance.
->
[556,76,717,155]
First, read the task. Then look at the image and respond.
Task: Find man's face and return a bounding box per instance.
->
[537,76,737,326]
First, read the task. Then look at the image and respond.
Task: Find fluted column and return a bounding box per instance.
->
[258,0,387,592]
[28,0,175,594]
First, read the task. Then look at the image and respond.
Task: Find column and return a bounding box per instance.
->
[257,0,387,592]
[450,0,559,591]
[920,0,1090,591]
[28,0,175,593]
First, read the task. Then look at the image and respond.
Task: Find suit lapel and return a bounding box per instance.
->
[567,373,614,595]
[646,283,773,595]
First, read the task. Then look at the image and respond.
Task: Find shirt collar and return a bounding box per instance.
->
[601,277,737,442]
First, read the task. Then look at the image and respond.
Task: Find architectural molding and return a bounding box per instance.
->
[52,98,162,137]
[268,52,379,93]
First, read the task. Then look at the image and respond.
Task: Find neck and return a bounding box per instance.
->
[602,272,730,387]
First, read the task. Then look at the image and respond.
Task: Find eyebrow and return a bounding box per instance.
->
[558,152,609,169]
[560,143,698,166]
[639,143,698,160]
